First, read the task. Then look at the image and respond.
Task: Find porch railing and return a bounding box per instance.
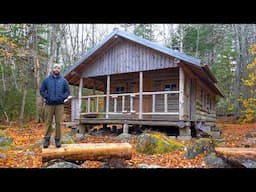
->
[78,90,179,118]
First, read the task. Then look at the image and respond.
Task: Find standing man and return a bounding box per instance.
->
[40,63,70,148]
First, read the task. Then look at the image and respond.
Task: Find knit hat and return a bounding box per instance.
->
[53,63,62,69]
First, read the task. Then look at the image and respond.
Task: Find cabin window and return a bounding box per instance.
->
[200,89,212,112]
[164,83,177,96]
[115,86,125,94]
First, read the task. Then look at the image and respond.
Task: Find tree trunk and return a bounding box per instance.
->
[0,59,6,92]
[31,24,43,123]
[91,24,95,47]
[233,24,247,119]
[18,81,28,124]
[47,24,58,75]
[10,57,18,90]
[42,143,132,162]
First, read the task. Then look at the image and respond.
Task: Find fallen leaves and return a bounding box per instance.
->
[218,122,256,147]
[0,120,256,168]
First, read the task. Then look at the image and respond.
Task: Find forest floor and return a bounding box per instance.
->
[0,120,256,168]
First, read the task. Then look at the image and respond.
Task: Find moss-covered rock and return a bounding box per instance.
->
[136,132,184,155]
[61,135,75,144]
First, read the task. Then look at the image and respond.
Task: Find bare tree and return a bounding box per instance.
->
[233,24,249,118]
[31,24,43,123]
[0,59,6,92]
[19,77,28,124]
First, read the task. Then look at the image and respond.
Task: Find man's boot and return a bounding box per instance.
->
[55,138,61,148]
[43,137,50,148]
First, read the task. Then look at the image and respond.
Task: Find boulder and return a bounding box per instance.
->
[0,135,12,146]
[46,161,80,168]
[204,153,230,168]
[185,138,214,159]
[61,135,75,144]
[136,133,184,155]
[115,133,132,142]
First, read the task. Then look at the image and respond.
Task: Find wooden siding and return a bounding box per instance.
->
[180,63,217,124]
[195,84,216,124]
[82,40,177,78]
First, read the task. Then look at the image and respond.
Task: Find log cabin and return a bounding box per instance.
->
[64,28,223,138]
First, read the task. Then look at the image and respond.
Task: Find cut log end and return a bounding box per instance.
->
[42,143,132,163]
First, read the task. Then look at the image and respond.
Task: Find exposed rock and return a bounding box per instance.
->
[61,135,75,144]
[115,133,132,142]
[137,164,162,168]
[136,133,184,155]
[100,158,128,168]
[47,162,80,168]
[185,138,214,159]
[0,153,6,159]
[213,138,226,145]
[245,132,256,138]
[243,138,256,147]
[209,131,221,138]
[73,133,87,142]
[0,135,12,146]
[241,159,256,168]
[70,127,78,134]
[204,153,231,168]
[45,160,81,168]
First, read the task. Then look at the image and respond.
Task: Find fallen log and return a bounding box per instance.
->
[215,147,256,159]
[215,147,256,168]
[42,143,132,163]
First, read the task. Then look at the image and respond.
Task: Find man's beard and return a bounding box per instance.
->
[53,71,60,75]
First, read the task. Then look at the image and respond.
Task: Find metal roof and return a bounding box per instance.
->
[64,28,201,77]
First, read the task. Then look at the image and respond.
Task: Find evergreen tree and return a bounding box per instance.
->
[133,24,155,41]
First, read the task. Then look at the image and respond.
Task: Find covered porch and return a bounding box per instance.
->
[68,67,191,136]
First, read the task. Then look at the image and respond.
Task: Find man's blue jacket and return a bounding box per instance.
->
[40,73,70,105]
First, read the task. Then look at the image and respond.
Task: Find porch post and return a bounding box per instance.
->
[139,71,143,119]
[179,67,185,120]
[78,77,83,119]
[106,75,110,119]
